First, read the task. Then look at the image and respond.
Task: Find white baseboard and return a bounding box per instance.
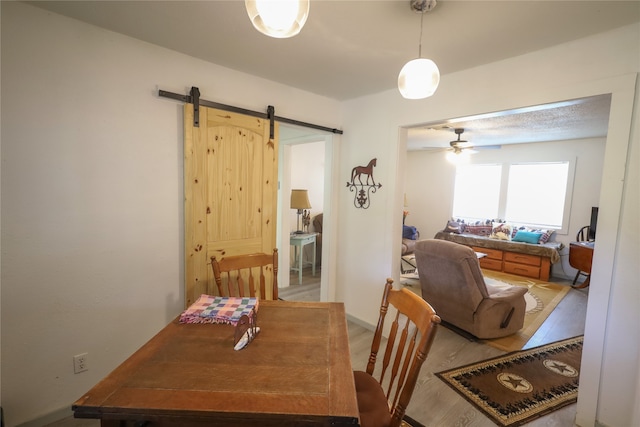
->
[346,313,375,332]
[16,406,72,427]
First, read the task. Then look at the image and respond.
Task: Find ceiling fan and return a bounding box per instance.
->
[448,128,501,155]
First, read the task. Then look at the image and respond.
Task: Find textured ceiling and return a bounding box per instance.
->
[406,94,612,150]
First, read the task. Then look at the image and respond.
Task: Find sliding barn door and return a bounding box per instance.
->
[184,104,278,307]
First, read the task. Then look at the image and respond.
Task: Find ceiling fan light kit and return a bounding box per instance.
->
[446,149,471,164]
[245,0,310,39]
[445,128,502,162]
[398,0,440,99]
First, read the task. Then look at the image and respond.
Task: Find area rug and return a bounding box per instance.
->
[436,336,583,427]
[480,270,571,352]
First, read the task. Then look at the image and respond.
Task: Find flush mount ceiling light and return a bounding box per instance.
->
[398,0,440,99]
[245,0,310,38]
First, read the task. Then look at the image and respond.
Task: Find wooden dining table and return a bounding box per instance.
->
[72,300,360,426]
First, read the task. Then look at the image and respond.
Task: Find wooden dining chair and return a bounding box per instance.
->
[354,279,440,427]
[210,249,278,300]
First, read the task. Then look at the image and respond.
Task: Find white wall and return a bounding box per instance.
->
[338,24,639,427]
[0,2,341,425]
[1,2,638,427]
[405,138,606,280]
[290,141,325,267]
[290,141,325,232]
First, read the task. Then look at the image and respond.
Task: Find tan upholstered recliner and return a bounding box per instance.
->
[414,239,527,339]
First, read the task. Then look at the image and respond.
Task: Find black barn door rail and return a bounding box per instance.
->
[159,86,343,138]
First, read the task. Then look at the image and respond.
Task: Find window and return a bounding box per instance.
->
[506,162,570,228]
[452,164,502,220]
[452,161,574,232]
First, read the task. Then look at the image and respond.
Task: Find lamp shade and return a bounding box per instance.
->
[290,189,311,209]
[245,0,310,39]
[398,58,440,99]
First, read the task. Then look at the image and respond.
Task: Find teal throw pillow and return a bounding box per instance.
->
[512,230,543,244]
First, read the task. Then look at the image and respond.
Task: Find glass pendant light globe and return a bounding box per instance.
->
[446,149,471,164]
[245,0,310,39]
[398,57,440,99]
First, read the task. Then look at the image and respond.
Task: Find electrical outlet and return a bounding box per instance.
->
[73,353,88,374]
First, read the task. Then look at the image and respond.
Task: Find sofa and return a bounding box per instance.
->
[434,220,563,281]
[414,239,527,339]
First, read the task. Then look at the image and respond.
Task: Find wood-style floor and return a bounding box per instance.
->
[49,266,588,427]
[281,267,589,427]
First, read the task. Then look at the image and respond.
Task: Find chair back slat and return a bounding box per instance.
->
[259,266,266,299]
[392,330,417,409]
[379,314,399,383]
[211,249,278,300]
[385,314,407,398]
[386,318,411,400]
[364,278,441,427]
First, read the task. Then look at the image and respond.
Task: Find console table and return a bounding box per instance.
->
[569,241,594,288]
[290,233,316,285]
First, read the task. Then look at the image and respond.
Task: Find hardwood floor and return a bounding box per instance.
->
[288,267,588,426]
[280,266,322,301]
[50,267,587,427]
[349,289,587,426]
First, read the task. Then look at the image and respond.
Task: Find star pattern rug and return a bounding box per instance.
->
[436,336,583,426]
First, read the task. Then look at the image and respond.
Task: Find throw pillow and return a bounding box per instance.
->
[402,225,419,240]
[490,222,513,241]
[465,223,492,236]
[530,228,555,244]
[512,230,543,244]
[444,220,463,234]
[511,225,527,239]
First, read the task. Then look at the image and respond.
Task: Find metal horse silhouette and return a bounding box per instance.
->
[346,158,382,209]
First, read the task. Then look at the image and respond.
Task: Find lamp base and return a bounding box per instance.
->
[294,230,305,234]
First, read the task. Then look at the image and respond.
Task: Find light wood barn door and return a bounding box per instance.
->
[184,104,278,307]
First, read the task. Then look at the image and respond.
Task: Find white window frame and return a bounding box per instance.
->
[452,159,576,234]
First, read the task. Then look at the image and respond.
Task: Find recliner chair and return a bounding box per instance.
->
[414,239,527,339]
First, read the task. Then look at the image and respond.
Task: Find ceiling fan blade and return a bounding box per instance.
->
[473,144,502,150]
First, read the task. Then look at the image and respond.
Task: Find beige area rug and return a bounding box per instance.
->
[402,270,571,353]
[480,270,571,352]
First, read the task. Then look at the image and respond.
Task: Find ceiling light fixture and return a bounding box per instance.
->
[398,0,440,99]
[245,0,310,39]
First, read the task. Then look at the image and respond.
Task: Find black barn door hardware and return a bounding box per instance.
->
[158,86,344,138]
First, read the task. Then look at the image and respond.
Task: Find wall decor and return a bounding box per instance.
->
[346,158,382,209]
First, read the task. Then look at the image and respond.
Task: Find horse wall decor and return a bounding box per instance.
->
[346,158,382,209]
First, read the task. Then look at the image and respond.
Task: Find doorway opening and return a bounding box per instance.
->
[277,124,338,302]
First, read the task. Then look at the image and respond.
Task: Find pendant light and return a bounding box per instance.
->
[398,0,440,99]
[245,0,310,39]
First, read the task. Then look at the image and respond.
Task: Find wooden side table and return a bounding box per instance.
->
[569,241,594,288]
[290,233,317,285]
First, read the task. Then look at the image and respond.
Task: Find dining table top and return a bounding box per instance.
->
[72,299,360,426]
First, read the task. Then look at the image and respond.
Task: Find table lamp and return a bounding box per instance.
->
[290,189,311,234]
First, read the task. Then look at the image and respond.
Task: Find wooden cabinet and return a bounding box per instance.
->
[472,246,551,281]
[473,246,503,271]
[504,252,541,279]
